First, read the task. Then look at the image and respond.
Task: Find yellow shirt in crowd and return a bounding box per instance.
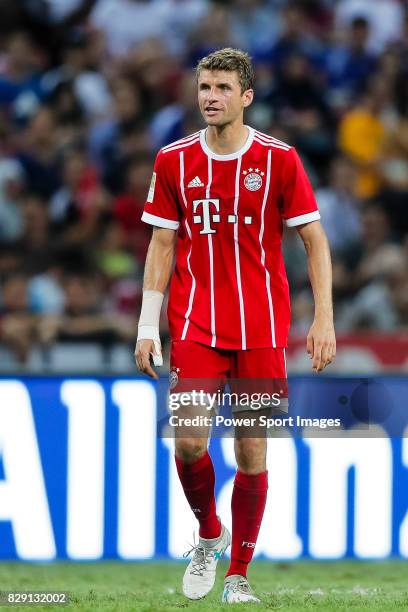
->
[338,108,384,199]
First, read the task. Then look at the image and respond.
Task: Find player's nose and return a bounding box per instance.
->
[207,87,220,102]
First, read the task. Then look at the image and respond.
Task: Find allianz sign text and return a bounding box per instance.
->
[0,378,407,560]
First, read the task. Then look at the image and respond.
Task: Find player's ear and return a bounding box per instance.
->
[242,89,254,108]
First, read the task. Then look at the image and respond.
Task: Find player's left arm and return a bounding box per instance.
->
[297,220,336,372]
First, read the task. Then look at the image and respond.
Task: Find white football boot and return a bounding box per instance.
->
[222,574,261,604]
[182,522,231,600]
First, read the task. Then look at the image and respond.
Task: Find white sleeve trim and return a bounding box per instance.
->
[285,210,320,227]
[141,211,180,230]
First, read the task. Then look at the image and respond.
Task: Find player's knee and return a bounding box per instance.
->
[235,438,266,474]
[175,438,207,463]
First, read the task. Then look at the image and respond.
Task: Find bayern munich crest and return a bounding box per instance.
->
[169,367,179,389]
[243,167,264,191]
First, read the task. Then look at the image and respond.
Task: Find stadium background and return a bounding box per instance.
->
[0,0,408,602]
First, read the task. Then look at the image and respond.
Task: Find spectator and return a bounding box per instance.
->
[376,47,401,93]
[0,158,25,242]
[90,0,172,58]
[0,30,44,122]
[290,288,315,334]
[316,155,361,253]
[113,154,154,262]
[0,274,37,362]
[95,221,137,280]
[271,53,335,172]
[341,202,395,290]
[326,17,376,108]
[337,246,408,331]
[19,0,98,65]
[90,76,146,192]
[377,69,408,236]
[42,28,112,120]
[38,271,135,346]
[338,78,389,199]
[0,244,22,279]
[126,38,181,114]
[47,80,85,148]
[50,146,110,244]
[17,106,61,198]
[150,72,203,149]
[335,0,404,56]
[11,193,54,275]
[268,3,324,73]
[188,4,235,66]
[160,0,209,57]
[229,0,282,59]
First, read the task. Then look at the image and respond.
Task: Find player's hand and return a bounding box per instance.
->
[306,318,336,373]
[134,339,160,380]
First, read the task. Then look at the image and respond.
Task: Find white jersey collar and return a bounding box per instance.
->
[199,125,254,161]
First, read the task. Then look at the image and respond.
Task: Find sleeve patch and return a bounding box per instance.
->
[147,172,157,203]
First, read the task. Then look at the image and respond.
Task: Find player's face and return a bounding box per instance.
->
[197,69,253,127]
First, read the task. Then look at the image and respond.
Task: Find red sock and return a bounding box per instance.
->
[175,451,221,539]
[226,470,268,578]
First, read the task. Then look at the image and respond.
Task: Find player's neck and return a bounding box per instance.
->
[205,122,249,156]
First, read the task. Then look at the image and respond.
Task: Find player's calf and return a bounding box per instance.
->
[226,469,268,579]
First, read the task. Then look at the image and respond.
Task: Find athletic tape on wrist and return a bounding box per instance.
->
[137,291,164,367]
[138,290,164,328]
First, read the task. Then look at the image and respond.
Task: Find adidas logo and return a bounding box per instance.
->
[187,176,204,188]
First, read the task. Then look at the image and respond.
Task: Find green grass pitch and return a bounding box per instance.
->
[0,560,407,611]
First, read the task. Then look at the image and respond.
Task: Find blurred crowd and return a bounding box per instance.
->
[0,0,408,365]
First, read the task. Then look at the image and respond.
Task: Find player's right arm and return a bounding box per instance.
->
[135,148,180,379]
[135,227,177,379]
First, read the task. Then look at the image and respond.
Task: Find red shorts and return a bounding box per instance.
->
[169,340,288,412]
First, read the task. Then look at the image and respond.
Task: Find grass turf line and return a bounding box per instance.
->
[0,561,407,611]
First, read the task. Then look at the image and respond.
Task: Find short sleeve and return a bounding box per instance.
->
[141,150,181,230]
[280,148,320,227]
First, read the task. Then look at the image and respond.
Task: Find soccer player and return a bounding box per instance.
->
[135,48,336,604]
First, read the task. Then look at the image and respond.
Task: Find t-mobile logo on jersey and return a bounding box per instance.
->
[193,199,252,234]
[241,541,256,548]
[193,198,220,234]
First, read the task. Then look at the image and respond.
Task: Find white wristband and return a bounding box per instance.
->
[137,291,164,366]
[137,325,160,342]
[138,290,164,329]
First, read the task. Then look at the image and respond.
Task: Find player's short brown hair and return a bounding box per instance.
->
[196,48,254,93]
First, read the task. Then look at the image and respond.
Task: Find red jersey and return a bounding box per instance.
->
[142,126,320,350]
